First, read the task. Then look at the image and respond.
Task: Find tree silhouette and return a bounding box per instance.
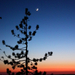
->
[0,8,53,75]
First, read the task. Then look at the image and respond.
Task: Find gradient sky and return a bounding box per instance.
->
[0,0,75,74]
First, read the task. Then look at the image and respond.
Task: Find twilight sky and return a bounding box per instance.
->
[0,0,75,73]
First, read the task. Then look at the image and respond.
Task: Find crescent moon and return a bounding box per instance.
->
[36,8,39,11]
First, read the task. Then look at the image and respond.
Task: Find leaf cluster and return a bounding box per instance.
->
[0,17,2,19]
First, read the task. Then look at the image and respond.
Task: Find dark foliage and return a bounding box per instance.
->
[0,8,53,75]
[0,17,2,19]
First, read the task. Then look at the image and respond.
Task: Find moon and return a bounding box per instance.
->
[36,8,39,11]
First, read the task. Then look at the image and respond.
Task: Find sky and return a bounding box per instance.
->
[0,0,75,74]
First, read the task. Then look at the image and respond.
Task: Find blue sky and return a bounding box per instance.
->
[0,0,75,72]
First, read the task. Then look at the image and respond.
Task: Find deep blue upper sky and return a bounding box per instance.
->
[0,0,75,71]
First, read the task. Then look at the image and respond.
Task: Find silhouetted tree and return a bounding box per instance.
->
[0,8,53,75]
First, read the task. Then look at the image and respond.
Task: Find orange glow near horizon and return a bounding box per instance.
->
[37,61,75,71]
[0,62,75,74]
